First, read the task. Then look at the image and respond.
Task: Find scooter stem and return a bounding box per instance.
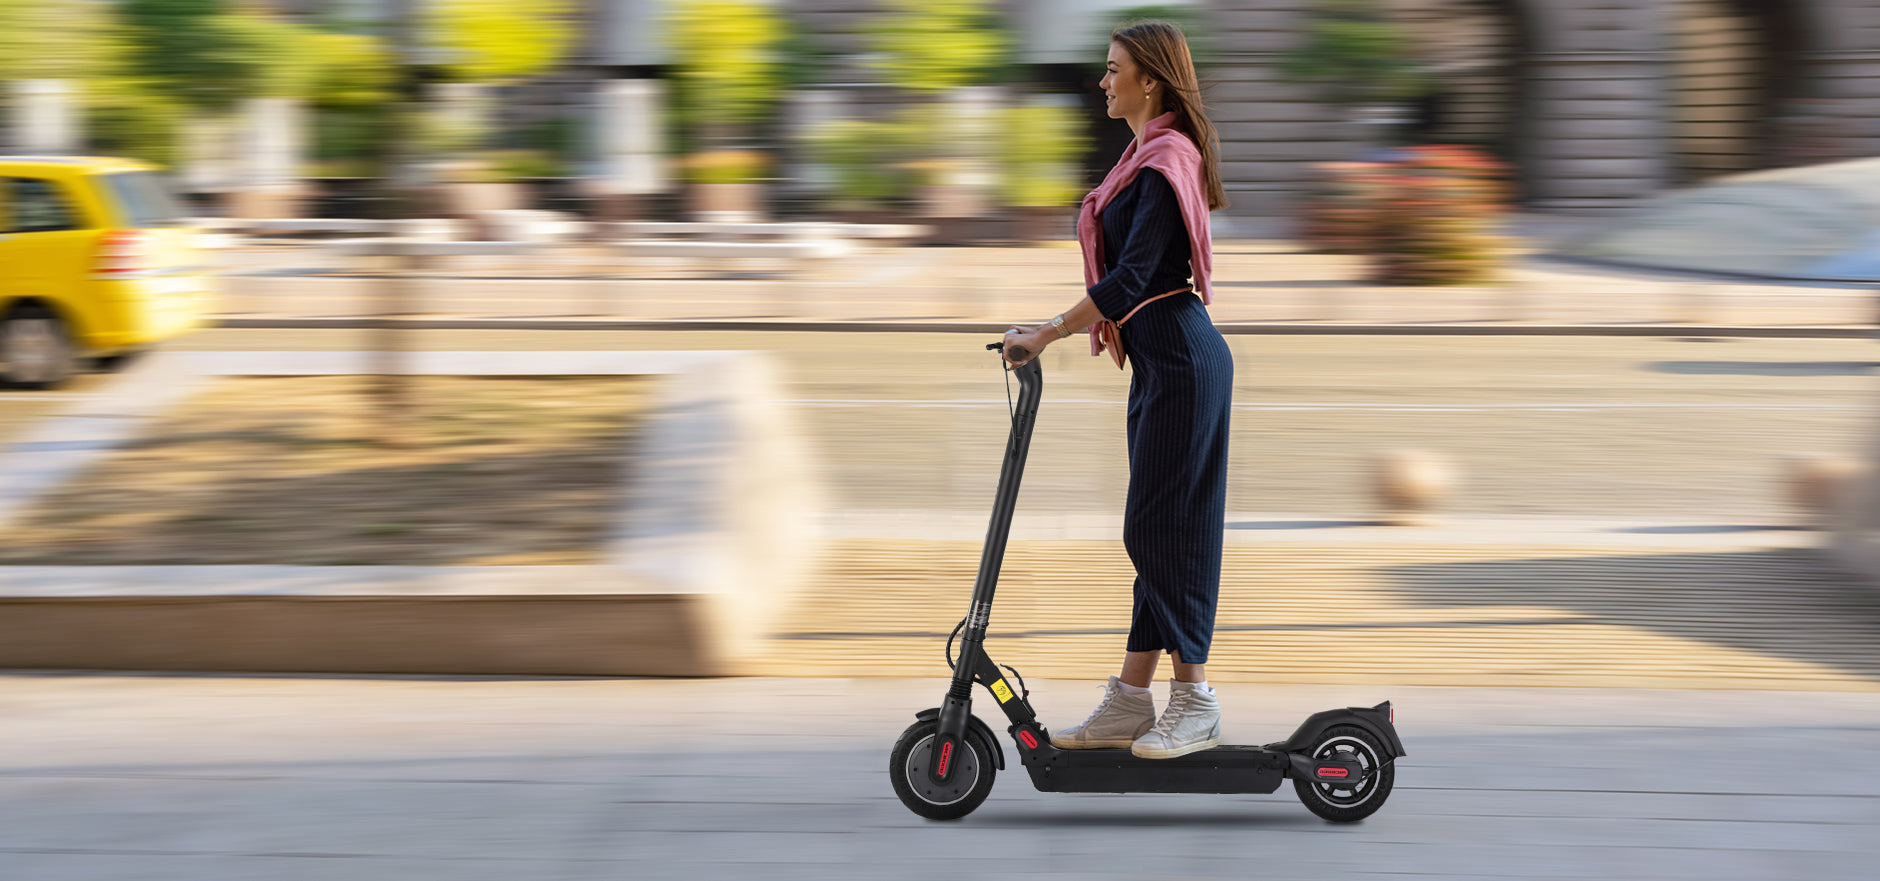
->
[937,355,1043,758]
[970,356,1043,623]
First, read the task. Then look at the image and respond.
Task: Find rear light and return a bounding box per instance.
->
[95,229,154,276]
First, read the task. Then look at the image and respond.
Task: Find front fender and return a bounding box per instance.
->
[914,707,1006,770]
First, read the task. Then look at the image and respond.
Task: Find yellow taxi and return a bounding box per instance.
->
[1,156,217,388]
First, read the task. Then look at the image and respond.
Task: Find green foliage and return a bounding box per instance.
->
[1278,0,1425,106]
[216,9,323,100]
[305,31,396,110]
[774,18,835,91]
[414,102,488,157]
[806,118,922,209]
[520,117,579,157]
[679,150,769,186]
[665,0,787,141]
[997,99,1090,207]
[117,0,278,110]
[426,0,575,84]
[311,105,392,166]
[85,86,185,166]
[0,0,116,81]
[483,149,567,181]
[866,0,1011,95]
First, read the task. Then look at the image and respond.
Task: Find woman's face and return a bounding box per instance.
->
[1101,42,1158,121]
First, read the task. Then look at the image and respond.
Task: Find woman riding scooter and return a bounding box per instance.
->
[1002,19,1233,760]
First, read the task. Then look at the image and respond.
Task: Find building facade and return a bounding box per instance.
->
[1205,0,1880,216]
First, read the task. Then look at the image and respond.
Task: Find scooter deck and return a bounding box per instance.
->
[1023,743,1291,794]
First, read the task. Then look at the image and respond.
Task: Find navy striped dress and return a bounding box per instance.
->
[1087,167,1234,665]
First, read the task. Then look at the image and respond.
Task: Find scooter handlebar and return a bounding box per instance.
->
[987,340,1033,363]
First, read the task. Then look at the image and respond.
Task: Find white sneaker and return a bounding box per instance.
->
[1131,679,1221,759]
[1051,676,1155,749]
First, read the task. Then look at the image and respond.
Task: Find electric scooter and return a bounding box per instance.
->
[889,342,1406,822]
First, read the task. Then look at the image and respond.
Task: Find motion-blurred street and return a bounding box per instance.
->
[8,327,1880,878]
[2,675,1876,880]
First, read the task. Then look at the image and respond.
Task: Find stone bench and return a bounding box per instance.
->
[0,350,822,676]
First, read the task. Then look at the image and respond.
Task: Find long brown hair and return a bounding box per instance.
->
[1110,19,1227,211]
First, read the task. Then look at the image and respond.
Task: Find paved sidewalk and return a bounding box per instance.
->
[2,674,1875,880]
[215,237,1880,331]
[763,531,1880,692]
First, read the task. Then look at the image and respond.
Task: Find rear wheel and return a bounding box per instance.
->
[1293,725,1394,823]
[1,305,77,389]
[889,720,996,820]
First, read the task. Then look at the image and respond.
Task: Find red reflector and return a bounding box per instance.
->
[937,740,953,776]
[95,230,153,276]
[1317,767,1349,779]
[1018,730,1039,749]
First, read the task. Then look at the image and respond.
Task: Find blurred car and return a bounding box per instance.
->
[0,156,217,388]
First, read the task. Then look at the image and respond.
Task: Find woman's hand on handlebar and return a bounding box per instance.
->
[1003,325,1050,366]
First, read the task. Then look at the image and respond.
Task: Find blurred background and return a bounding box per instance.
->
[3,0,1875,229]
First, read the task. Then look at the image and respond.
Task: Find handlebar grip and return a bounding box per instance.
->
[1004,344,1032,363]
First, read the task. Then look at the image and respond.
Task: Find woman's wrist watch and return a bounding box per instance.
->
[1050,315,1072,339]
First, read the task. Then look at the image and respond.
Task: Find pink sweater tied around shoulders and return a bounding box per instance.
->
[1077,110,1214,359]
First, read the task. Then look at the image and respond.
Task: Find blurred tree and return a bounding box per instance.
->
[0,0,116,81]
[865,0,1011,95]
[304,30,398,175]
[1279,0,1425,107]
[998,99,1089,208]
[117,0,301,111]
[807,116,921,210]
[665,0,787,152]
[424,0,575,84]
[85,89,187,167]
[304,30,397,112]
[91,2,389,168]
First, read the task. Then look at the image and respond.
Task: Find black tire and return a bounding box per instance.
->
[1292,724,1395,823]
[889,719,997,820]
[1,304,78,389]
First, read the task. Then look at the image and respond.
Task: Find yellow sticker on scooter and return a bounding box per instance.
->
[990,679,1015,703]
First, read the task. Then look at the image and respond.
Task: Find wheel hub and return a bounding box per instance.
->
[1310,736,1381,807]
[903,734,981,806]
[3,318,64,384]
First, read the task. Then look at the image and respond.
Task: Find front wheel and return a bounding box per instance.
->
[1,305,78,389]
[889,720,996,820]
[1293,724,1395,823]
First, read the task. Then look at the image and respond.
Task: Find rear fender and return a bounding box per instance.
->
[1273,701,1406,759]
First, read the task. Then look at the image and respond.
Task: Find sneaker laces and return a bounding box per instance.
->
[1148,687,1197,738]
[1075,681,1122,728]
